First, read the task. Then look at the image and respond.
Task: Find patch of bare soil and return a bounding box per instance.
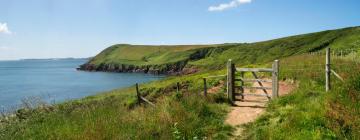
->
[225,80,296,138]
[207,81,225,94]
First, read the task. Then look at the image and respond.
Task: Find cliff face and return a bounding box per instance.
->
[78,60,189,75]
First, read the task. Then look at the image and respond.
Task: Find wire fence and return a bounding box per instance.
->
[281,48,360,87]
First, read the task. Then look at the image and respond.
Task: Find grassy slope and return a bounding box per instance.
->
[86,26,360,70]
[87,44,220,66]
[242,54,360,139]
[190,26,360,68]
[1,26,360,139]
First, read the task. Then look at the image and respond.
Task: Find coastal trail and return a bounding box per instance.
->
[224,80,296,138]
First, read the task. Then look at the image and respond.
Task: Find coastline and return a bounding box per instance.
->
[0,59,163,110]
[77,61,201,75]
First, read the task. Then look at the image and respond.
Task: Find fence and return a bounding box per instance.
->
[202,75,227,97]
[325,48,345,91]
[135,82,182,107]
[135,83,155,107]
[281,47,348,91]
[134,47,356,107]
[310,48,359,61]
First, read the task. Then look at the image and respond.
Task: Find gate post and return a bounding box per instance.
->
[136,83,141,104]
[240,72,245,100]
[227,59,235,104]
[326,48,331,92]
[272,60,279,98]
[203,78,207,96]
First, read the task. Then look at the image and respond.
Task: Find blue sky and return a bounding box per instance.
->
[0,0,360,60]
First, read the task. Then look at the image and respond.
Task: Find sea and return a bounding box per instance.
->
[0,59,163,110]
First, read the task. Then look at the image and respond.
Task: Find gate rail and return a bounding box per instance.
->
[227,59,279,104]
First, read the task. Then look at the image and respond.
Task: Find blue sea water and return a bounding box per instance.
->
[0,59,163,109]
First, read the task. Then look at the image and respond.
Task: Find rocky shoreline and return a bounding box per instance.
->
[77,61,199,75]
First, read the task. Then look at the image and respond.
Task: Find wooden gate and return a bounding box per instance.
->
[227,59,279,104]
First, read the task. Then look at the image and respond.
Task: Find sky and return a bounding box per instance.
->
[0,0,360,60]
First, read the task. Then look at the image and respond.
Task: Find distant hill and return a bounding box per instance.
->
[79,26,360,74]
[21,58,89,61]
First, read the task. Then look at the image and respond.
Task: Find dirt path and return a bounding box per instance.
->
[225,80,296,138]
[207,81,225,94]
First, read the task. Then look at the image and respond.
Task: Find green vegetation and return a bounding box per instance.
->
[89,44,219,65]
[1,95,231,139]
[242,54,360,139]
[1,26,360,139]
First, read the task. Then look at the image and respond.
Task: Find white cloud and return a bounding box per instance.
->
[208,0,252,12]
[0,22,12,34]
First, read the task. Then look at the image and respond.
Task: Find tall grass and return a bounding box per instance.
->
[242,54,360,139]
[326,74,360,139]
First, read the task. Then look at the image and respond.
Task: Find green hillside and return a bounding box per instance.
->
[190,26,360,67]
[80,26,360,73]
[79,44,227,73]
[2,26,360,139]
[89,44,219,65]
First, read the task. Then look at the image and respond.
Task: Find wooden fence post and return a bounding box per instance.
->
[176,82,180,93]
[136,83,141,104]
[272,60,279,98]
[326,48,331,92]
[352,49,356,61]
[203,78,207,96]
[227,59,235,104]
[340,50,343,57]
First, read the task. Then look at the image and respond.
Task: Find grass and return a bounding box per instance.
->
[1,96,231,139]
[242,54,360,139]
[88,44,221,66]
[190,27,360,69]
[326,75,360,139]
